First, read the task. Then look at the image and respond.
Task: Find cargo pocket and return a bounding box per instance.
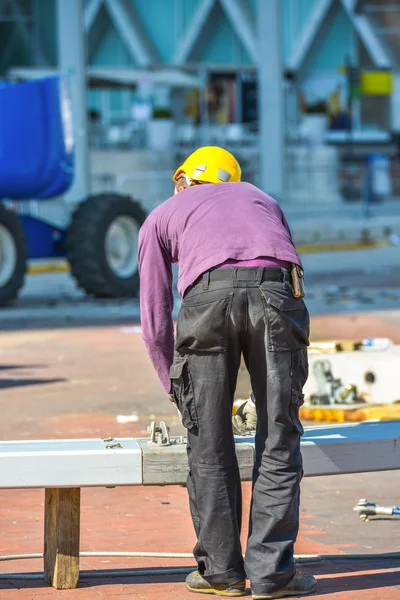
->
[169,357,198,431]
[291,347,309,391]
[260,289,309,351]
[290,389,305,436]
[176,291,234,353]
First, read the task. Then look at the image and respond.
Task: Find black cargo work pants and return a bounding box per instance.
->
[169,267,310,596]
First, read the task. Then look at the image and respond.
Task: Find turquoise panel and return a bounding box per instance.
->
[282,0,318,63]
[181,0,202,28]
[247,0,256,14]
[132,0,175,63]
[92,17,135,66]
[38,0,57,66]
[190,2,251,65]
[308,4,356,73]
[87,89,100,111]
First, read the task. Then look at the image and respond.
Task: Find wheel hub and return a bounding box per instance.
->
[105,215,139,279]
[0,224,17,286]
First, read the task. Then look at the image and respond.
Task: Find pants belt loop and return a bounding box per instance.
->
[255,267,264,286]
[232,267,238,287]
[203,270,210,290]
[283,268,290,286]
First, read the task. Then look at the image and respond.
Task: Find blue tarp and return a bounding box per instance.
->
[0,76,74,199]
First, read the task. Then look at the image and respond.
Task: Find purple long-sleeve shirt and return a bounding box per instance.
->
[138,181,301,393]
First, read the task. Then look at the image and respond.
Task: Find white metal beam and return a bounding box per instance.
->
[341,0,392,68]
[219,0,257,64]
[84,0,103,32]
[172,0,216,65]
[0,421,399,488]
[57,0,90,204]
[104,0,160,67]
[286,0,336,72]
[256,0,284,199]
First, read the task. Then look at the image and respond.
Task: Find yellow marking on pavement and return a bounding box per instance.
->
[297,239,388,255]
[28,262,70,275]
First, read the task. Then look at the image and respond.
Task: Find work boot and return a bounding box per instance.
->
[252,570,317,599]
[185,570,246,596]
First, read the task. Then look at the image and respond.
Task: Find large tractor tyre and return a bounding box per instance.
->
[65,194,147,298]
[0,204,28,306]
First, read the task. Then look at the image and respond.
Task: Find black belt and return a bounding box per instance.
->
[207,267,284,283]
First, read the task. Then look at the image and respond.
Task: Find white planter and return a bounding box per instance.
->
[147,119,174,150]
[286,145,342,206]
[299,115,328,146]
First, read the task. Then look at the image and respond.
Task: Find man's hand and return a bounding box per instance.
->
[232,396,257,435]
[169,393,176,404]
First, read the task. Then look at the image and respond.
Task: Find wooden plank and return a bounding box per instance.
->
[139,440,255,485]
[44,487,81,589]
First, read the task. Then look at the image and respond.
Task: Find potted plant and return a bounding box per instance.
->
[147,107,175,151]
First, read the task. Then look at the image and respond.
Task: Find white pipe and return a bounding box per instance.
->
[0,551,398,562]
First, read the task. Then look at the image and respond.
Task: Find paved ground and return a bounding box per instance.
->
[0,321,399,598]
[0,245,400,598]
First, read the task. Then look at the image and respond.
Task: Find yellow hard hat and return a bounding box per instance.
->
[173,146,241,184]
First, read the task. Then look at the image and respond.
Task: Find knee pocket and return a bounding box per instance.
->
[169,357,198,431]
[290,389,305,436]
[290,348,308,436]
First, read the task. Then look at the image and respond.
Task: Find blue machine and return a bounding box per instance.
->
[0,77,74,199]
[0,76,146,305]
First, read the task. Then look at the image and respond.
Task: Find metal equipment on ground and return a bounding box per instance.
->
[354,498,400,521]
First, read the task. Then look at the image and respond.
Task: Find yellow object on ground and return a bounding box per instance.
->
[300,402,400,423]
[309,340,363,353]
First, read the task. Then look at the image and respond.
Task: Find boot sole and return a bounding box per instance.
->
[252,582,317,599]
[186,583,246,597]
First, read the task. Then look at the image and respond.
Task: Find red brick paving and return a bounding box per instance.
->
[0,316,399,598]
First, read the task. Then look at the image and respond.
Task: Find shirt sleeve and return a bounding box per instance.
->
[138,215,174,393]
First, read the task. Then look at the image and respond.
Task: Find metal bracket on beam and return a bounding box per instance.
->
[148,421,171,447]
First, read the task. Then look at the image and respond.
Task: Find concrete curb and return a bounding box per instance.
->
[290,214,400,245]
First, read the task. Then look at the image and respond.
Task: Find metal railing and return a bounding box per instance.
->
[90,151,400,221]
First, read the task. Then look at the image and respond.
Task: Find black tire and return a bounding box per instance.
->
[65,193,147,298]
[0,204,27,306]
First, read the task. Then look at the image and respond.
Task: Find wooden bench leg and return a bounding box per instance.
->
[44,488,81,589]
